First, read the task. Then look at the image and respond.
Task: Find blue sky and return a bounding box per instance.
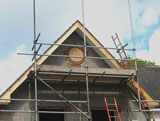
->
[0,0,160,93]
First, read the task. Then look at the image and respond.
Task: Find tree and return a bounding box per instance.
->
[120,57,155,66]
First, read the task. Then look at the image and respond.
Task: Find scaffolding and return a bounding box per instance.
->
[0,0,160,121]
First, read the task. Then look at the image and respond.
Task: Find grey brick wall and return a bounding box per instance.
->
[0,81,134,121]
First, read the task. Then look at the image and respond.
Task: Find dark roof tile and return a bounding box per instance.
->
[137,66,160,100]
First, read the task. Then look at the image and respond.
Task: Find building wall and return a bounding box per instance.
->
[0,81,132,121]
[0,81,32,121]
[1,79,158,121]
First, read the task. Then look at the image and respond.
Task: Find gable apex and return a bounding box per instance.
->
[38,20,122,68]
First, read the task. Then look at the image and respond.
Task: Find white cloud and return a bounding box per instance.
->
[136,29,160,65]
[1,0,160,95]
[84,0,131,47]
[0,45,32,94]
[130,0,160,35]
[141,8,159,27]
[81,0,160,48]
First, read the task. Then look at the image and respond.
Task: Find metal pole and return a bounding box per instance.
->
[33,0,36,40]
[132,110,160,112]
[128,0,142,120]
[38,111,88,114]
[0,98,87,103]
[35,42,134,51]
[78,80,82,121]
[0,109,118,113]
[0,110,35,113]
[34,31,38,121]
[128,0,137,70]
[37,99,87,103]
[18,52,136,61]
[0,110,89,114]
[0,98,35,101]
[28,82,32,120]
[130,100,160,102]
[81,0,91,120]
[33,0,38,120]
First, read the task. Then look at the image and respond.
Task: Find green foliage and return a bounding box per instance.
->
[134,58,155,66]
[120,57,155,66]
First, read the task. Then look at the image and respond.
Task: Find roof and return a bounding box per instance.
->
[0,20,122,104]
[137,66,160,100]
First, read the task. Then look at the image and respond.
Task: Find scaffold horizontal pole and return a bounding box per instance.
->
[18,52,135,61]
[0,110,35,113]
[130,100,160,102]
[38,111,88,114]
[0,98,87,103]
[35,42,134,51]
[0,110,89,114]
[132,109,160,112]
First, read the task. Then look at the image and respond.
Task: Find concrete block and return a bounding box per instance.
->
[12,117,23,121]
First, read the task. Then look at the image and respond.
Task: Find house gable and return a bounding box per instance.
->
[0,20,157,106]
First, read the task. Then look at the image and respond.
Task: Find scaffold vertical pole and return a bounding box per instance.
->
[33,0,38,121]
[128,0,142,120]
[81,0,91,120]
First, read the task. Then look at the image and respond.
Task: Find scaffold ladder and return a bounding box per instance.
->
[104,94,111,121]
[104,94,121,121]
[111,33,155,121]
[113,95,121,121]
[112,33,132,69]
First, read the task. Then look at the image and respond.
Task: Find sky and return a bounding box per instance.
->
[0,0,160,94]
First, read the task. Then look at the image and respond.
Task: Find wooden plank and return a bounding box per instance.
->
[36,74,122,82]
[132,80,159,106]
[38,65,136,76]
[77,22,122,69]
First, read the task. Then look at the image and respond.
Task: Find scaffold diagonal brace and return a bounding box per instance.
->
[36,76,91,120]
